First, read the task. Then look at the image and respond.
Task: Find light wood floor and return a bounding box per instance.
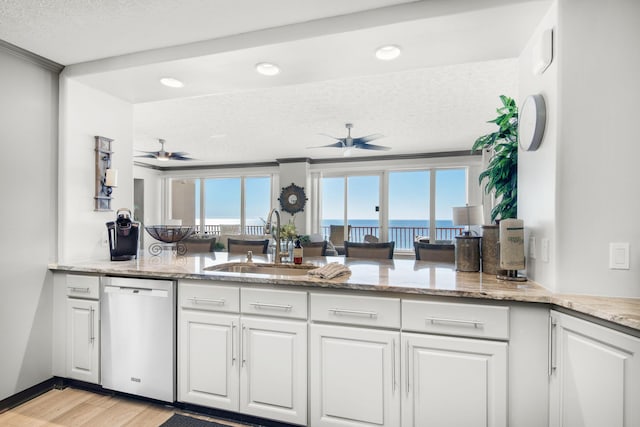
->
[0,387,252,427]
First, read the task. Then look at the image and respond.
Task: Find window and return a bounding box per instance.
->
[321,175,380,246]
[320,168,467,251]
[388,171,429,248]
[174,175,272,235]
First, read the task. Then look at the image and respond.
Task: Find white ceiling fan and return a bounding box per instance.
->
[310,123,390,155]
[136,139,193,161]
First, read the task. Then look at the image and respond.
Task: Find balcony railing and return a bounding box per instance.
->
[320,226,464,250]
[194,224,463,251]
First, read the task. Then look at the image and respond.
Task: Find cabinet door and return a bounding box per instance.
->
[240,317,307,425]
[66,298,99,384]
[178,309,239,411]
[401,332,507,427]
[310,324,400,427]
[550,311,640,427]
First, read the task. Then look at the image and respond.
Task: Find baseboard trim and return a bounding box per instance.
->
[0,377,60,414]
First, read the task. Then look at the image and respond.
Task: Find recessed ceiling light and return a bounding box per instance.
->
[160,77,184,88]
[255,62,280,76]
[375,45,402,61]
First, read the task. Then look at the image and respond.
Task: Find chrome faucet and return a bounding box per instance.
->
[265,208,284,264]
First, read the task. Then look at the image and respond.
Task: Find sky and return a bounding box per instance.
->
[192,168,466,224]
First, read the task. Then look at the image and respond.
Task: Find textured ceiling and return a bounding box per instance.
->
[0,0,418,64]
[134,59,518,164]
[0,0,551,167]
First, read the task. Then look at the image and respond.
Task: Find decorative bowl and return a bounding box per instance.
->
[144,225,195,243]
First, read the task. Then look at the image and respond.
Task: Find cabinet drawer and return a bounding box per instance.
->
[310,293,400,328]
[179,280,239,313]
[402,300,509,340]
[241,288,308,320]
[66,275,100,300]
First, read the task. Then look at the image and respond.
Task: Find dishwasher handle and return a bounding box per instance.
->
[103,285,169,297]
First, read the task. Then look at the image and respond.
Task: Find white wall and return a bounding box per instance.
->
[518,2,559,291]
[518,0,640,297]
[58,76,133,262]
[0,47,58,400]
[554,0,640,297]
[133,164,163,251]
[278,161,311,234]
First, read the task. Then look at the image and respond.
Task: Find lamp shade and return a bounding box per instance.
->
[452,205,484,227]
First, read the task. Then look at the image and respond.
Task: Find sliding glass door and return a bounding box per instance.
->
[321,175,380,247]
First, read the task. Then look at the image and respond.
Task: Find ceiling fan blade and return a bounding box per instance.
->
[353,133,385,144]
[136,150,161,155]
[135,153,159,158]
[168,151,189,157]
[169,154,194,160]
[355,142,391,151]
[308,141,345,149]
[318,133,343,140]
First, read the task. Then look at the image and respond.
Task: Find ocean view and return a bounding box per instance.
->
[322,219,455,228]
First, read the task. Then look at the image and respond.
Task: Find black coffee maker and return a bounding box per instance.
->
[106,208,140,261]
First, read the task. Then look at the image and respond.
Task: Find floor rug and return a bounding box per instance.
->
[160,413,235,427]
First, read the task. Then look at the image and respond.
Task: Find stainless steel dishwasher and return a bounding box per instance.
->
[101,277,175,402]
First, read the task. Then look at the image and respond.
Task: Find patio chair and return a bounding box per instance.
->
[344,241,395,259]
[363,234,379,243]
[302,240,328,257]
[181,236,216,254]
[227,238,269,254]
[329,225,351,255]
[414,241,455,263]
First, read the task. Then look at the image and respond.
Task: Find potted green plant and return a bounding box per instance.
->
[472,95,519,222]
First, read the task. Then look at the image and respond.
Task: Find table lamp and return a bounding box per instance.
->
[452,205,483,272]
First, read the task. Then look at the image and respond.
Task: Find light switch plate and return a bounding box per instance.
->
[529,236,537,260]
[609,243,630,270]
[541,238,550,263]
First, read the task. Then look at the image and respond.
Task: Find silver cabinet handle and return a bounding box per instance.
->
[392,339,397,394]
[549,316,558,376]
[328,308,378,318]
[249,302,292,311]
[231,322,237,366]
[241,324,247,367]
[425,317,484,328]
[406,340,410,396]
[89,306,95,344]
[188,297,225,305]
[68,286,90,293]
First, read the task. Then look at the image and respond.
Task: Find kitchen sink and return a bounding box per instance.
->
[205,262,316,276]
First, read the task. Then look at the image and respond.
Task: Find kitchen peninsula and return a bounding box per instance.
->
[50,253,639,330]
[49,253,640,427]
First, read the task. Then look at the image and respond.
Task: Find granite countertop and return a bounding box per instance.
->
[49,252,640,332]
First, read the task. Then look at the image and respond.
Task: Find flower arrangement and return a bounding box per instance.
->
[280,219,298,240]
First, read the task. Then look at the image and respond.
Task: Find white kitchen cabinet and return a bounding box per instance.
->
[401,332,507,427]
[549,310,640,427]
[240,316,307,425]
[310,323,401,427]
[178,309,239,410]
[178,281,308,425]
[66,297,100,384]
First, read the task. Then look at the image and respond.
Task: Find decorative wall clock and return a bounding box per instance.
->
[279,183,308,215]
[518,94,547,151]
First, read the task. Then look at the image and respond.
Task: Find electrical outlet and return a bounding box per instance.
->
[609,243,630,270]
[541,238,550,263]
[529,236,537,260]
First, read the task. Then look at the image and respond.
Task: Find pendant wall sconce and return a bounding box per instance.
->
[94,136,118,211]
